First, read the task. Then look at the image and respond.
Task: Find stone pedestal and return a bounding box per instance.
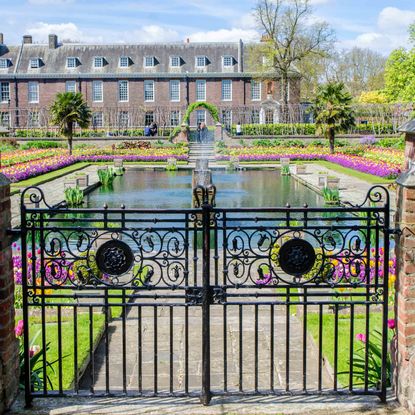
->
[214,122,223,141]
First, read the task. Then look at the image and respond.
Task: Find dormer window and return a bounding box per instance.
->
[144,56,155,67]
[170,56,180,67]
[223,56,233,67]
[0,58,10,69]
[29,58,42,69]
[119,56,130,68]
[66,57,78,68]
[196,56,207,67]
[94,57,105,68]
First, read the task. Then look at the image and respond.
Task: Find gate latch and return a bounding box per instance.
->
[185,287,226,305]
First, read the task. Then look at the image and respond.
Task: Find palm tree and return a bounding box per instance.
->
[50,92,91,155]
[313,82,355,154]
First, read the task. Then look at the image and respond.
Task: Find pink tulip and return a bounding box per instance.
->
[356,333,366,343]
[387,319,396,330]
[15,320,24,337]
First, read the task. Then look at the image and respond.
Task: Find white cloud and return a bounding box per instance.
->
[188,28,260,43]
[26,22,103,43]
[341,7,415,54]
[129,25,180,43]
[28,0,74,4]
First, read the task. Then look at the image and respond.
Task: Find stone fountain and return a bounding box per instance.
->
[192,159,215,207]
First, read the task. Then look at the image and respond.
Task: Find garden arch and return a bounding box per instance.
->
[182,102,220,125]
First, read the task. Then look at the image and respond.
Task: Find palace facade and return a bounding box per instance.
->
[0,33,301,130]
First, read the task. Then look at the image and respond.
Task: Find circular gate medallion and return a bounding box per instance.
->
[95,240,134,276]
[278,239,316,276]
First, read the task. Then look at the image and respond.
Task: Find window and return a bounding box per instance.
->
[66,57,77,68]
[221,110,232,129]
[196,80,206,101]
[170,111,180,126]
[144,80,154,102]
[262,55,271,66]
[223,56,233,67]
[92,112,103,128]
[28,82,39,103]
[118,111,129,128]
[221,80,232,101]
[0,112,10,128]
[92,80,103,102]
[196,56,207,67]
[0,59,10,69]
[29,58,41,69]
[94,57,104,68]
[251,109,260,124]
[170,56,180,67]
[28,111,39,127]
[144,56,155,67]
[251,80,261,101]
[119,56,129,68]
[196,110,206,124]
[145,111,154,126]
[118,80,129,102]
[65,81,76,93]
[265,109,274,124]
[0,82,10,102]
[169,80,180,102]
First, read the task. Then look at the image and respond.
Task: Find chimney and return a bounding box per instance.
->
[0,33,3,45]
[49,34,58,49]
[186,38,190,44]
[23,35,33,44]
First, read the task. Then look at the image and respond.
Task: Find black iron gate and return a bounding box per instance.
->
[18,185,391,406]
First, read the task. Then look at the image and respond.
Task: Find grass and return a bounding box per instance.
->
[306,311,384,387]
[28,312,105,390]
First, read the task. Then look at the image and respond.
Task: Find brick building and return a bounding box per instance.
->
[0,33,301,130]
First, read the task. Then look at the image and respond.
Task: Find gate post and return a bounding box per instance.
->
[394,122,415,414]
[200,189,212,406]
[0,174,19,414]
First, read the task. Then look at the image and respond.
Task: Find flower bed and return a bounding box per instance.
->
[0,148,62,167]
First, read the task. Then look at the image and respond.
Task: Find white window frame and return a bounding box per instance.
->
[221,109,232,128]
[223,56,233,68]
[196,110,206,124]
[0,59,9,69]
[65,80,76,93]
[28,111,40,127]
[0,82,10,103]
[144,80,155,102]
[29,58,41,69]
[94,57,104,68]
[170,56,180,67]
[195,56,207,68]
[119,56,129,68]
[92,111,103,128]
[169,80,180,102]
[118,111,129,128]
[196,80,206,101]
[145,111,154,126]
[92,80,103,102]
[221,80,232,101]
[144,56,155,67]
[118,80,129,102]
[170,110,180,126]
[0,112,10,128]
[28,82,39,103]
[251,80,261,101]
[66,57,78,69]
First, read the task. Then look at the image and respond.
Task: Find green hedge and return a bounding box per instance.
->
[231,123,396,136]
[21,140,64,149]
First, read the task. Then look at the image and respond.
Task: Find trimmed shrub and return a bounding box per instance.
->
[21,140,64,149]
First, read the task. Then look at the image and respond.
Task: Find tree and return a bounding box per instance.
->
[358,90,389,104]
[312,82,355,154]
[50,92,91,155]
[253,0,334,108]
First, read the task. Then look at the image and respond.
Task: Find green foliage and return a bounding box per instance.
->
[376,136,405,149]
[313,82,356,153]
[21,140,64,149]
[64,186,84,207]
[97,168,115,187]
[385,47,415,102]
[0,138,18,151]
[71,251,102,284]
[50,92,91,154]
[322,187,340,205]
[281,165,291,176]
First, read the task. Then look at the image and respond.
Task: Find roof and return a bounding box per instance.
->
[399,119,415,133]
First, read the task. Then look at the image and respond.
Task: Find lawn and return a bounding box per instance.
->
[306,311,385,388]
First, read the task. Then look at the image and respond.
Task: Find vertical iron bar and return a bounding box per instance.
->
[223,304,227,392]
[286,288,290,392]
[122,290,127,394]
[58,305,63,394]
[255,304,259,392]
[364,210,371,392]
[154,306,158,395]
[138,306,142,394]
[334,304,338,392]
[105,289,110,395]
[303,287,307,392]
[201,194,211,405]
[349,303,355,393]
[39,213,47,396]
[222,212,227,286]
[170,306,174,394]
[89,306,94,395]
[185,213,189,286]
[239,304,243,393]
[318,304,323,392]
[185,306,189,394]
[73,306,78,394]
[270,304,274,392]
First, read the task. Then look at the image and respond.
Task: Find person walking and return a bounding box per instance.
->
[236,122,242,136]
[197,122,202,143]
[200,121,207,143]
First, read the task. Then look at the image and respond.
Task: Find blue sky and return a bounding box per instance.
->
[0,0,414,54]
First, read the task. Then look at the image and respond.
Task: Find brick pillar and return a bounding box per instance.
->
[394,132,415,414]
[404,132,415,169]
[214,122,223,141]
[0,173,19,413]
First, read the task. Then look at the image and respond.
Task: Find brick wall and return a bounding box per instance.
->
[394,132,415,415]
[0,173,19,414]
